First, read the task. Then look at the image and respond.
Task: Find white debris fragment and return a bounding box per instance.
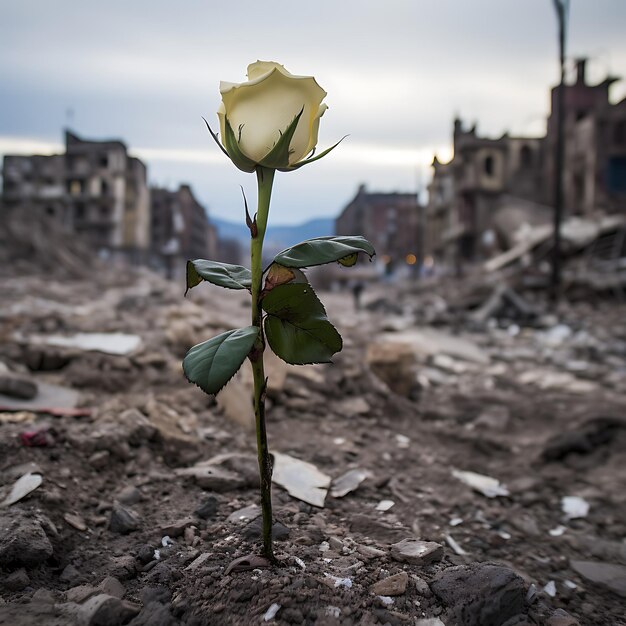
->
[2,472,43,507]
[561,496,589,520]
[294,556,306,570]
[395,434,410,448]
[325,574,352,588]
[563,580,577,590]
[449,517,464,527]
[272,452,331,507]
[39,332,141,355]
[161,535,174,547]
[378,595,394,606]
[153,549,161,560]
[325,607,341,618]
[543,580,557,597]
[333,437,346,445]
[549,525,567,537]
[445,534,468,555]
[331,469,370,498]
[319,541,330,552]
[497,530,511,540]
[415,620,446,626]
[263,603,281,621]
[452,469,509,498]
[375,499,395,512]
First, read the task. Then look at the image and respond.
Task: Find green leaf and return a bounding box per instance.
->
[223,117,257,173]
[258,107,304,169]
[186,259,252,294]
[183,326,259,395]
[262,283,342,365]
[272,236,375,269]
[280,135,348,171]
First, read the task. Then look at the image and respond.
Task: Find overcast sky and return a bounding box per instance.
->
[1,0,625,224]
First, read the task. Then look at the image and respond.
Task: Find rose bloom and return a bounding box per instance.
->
[218,61,328,168]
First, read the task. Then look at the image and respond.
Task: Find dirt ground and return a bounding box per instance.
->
[1,268,625,626]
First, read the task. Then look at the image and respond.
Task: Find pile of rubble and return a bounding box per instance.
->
[1,264,625,625]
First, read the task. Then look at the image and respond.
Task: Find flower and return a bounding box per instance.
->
[213,61,338,172]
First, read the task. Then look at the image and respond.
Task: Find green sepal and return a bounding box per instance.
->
[279,136,348,172]
[223,117,257,173]
[272,236,375,269]
[202,117,230,159]
[258,107,304,169]
[262,283,342,365]
[338,253,359,267]
[186,259,252,294]
[183,326,259,395]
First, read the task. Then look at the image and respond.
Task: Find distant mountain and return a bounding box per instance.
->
[211,216,335,251]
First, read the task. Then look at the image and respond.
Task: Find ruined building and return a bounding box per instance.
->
[427,58,626,266]
[336,184,422,273]
[2,130,150,263]
[150,184,218,278]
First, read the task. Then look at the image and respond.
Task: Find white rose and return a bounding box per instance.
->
[217,61,328,170]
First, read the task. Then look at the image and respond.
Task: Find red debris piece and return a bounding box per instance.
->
[20,428,55,447]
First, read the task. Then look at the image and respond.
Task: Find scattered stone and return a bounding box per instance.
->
[547,609,581,626]
[174,465,244,492]
[64,513,87,531]
[561,496,589,520]
[98,576,125,599]
[365,340,418,397]
[0,511,53,568]
[570,560,626,598]
[350,514,409,543]
[65,584,97,604]
[357,545,386,560]
[160,517,194,538]
[242,517,290,541]
[0,374,37,399]
[185,553,211,571]
[227,504,260,523]
[431,563,527,626]
[116,486,143,505]
[445,534,468,556]
[370,571,409,596]
[88,450,111,469]
[109,506,140,534]
[412,575,432,597]
[75,593,141,626]
[334,396,370,417]
[375,499,395,512]
[415,620,445,626]
[32,588,56,604]
[391,539,444,565]
[2,567,30,591]
[60,564,83,584]
[194,495,219,519]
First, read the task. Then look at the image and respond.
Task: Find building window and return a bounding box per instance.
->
[484,155,494,176]
[68,179,83,195]
[520,145,533,169]
[75,203,86,220]
[45,206,55,216]
[100,154,109,167]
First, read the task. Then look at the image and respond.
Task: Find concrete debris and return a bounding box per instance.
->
[390,539,444,565]
[561,496,590,520]
[375,499,395,512]
[570,560,626,598]
[271,451,331,508]
[451,469,509,498]
[32,332,142,355]
[370,571,408,596]
[330,468,370,498]
[1,472,42,507]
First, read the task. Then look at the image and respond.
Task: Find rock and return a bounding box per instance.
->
[227,504,260,523]
[0,374,37,399]
[64,513,87,532]
[65,584,98,604]
[357,545,386,560]
[0,511,53,568]
[546,609,581,626]
[109,506,140,534]
[334,397,370,417]
[77,593,141,626]
[136,545,154,566]
[60,564,83,584]
[2,568,30,591]
[88,450,111,469]
[430,563,527,626]
[127,601,175,626]
[412,575,432,597]
[174,465,244,492]
[370,572,408,596]
[160,517,194,538]
[365,340,418,398]
[32,588,56,604]
[390,539,443,565]
[349,514,410,544]
[570,560,626,598]
[242,518,290,541]
[194,495,219,519]
[98,576,125,599]
[107,555,137,580]
[116,486,143,506]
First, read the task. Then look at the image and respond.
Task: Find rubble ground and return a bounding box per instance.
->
[1,269,625,626]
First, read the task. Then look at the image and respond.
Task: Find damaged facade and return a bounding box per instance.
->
[1,131,217,270]
[335,184,423,272]
[427,58,626,267]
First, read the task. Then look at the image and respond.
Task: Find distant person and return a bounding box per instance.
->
[352,281,364,310]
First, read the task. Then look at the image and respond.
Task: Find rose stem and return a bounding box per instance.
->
[250,165,275,560]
